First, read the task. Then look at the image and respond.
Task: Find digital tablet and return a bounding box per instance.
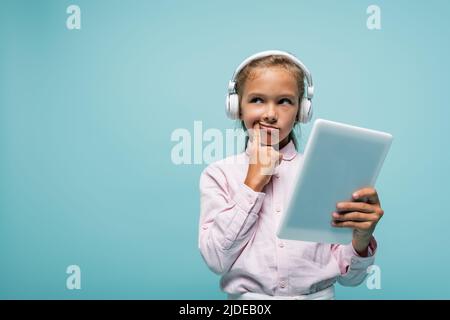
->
[276,119,393,244]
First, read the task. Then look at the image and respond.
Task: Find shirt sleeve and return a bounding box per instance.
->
[331,236,378,287]
[198,164,265,275]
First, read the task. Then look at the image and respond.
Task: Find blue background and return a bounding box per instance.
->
[1,0,449,299]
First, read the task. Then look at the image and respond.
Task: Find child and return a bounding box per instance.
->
[198,50,384,300]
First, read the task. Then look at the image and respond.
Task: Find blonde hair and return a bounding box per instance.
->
[235,55,305,150]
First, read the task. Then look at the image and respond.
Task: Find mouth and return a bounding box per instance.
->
[259,123,279,131]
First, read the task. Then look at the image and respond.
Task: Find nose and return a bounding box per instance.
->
[262,103,277,123]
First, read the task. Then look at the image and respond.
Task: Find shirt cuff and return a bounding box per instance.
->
[338,238,377,286]
[340,236,377,275]
[232,183,266,215]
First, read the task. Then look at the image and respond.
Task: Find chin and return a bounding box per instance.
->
[261,138,280,147]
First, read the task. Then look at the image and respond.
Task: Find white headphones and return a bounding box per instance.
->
[225,50,314,123]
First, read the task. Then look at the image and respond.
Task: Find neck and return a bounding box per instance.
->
[277,135,291,150]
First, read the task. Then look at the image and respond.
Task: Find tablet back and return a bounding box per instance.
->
[277,119,393,244]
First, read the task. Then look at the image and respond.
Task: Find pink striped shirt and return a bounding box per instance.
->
[198,139,377,297]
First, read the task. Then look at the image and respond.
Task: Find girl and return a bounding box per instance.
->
[198,50,384,300]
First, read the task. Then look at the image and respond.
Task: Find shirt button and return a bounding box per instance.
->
[202,225,208,230]
[279,280,287,288]
[278,242,284,248]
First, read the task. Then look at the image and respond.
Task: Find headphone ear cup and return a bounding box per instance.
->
[299,98,312,123]
[226,93,240,120]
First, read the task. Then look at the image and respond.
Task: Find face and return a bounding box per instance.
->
[240,67,300,148]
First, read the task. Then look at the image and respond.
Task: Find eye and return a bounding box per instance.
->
[279,98,293,105]
[250,97,264,104]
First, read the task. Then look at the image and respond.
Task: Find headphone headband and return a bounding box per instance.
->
[228,50,314,99]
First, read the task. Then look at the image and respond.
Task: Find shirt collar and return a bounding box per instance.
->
[245,139,297,161]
